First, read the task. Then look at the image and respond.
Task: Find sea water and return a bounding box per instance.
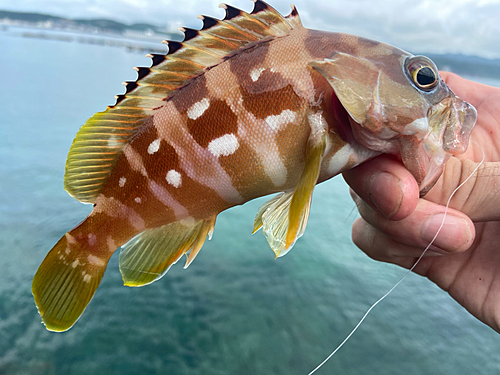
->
[1,26,499,375]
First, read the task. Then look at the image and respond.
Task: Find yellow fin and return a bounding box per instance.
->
[254,111,327,257]
[64,107,151,203]
[286,117,327,249]
[64,1,301,204]
[253,192,301,258]
[184,216,216,269]
[32,234,109,332]
[119,217,215,287]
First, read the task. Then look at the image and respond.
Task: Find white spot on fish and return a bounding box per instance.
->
[119,177,126,188]
[328,144,353,175]
[148,138,161,154]
[187,97,210,120]
[83,274,92,283]
[207,134,239,158]
[65,247,71,255]
[180,217,196,227]
[107,236,117,251]
[65,233,77,245]
[107,134,121,148]
[124,146,148,177]
[88,233,96,247]
[88,254,105,266]
[262,156,287,187]
[71,260,80,268]
[166,170,182,188]
[134,197,142,204]
[265,110,296,131]
[148,180,189,219]
[250,67,265,82]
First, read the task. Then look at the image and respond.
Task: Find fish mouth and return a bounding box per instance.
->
[332,91,477,196]
[400,94,477,195]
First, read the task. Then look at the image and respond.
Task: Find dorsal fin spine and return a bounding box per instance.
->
[220,3,244,20]
[164,41,183,54]
[198,15,219,30]
[134,67,150,80]
[180,27,199,41]
[147,54,166,67]
[252,0,269,13]
[123,82,138,94]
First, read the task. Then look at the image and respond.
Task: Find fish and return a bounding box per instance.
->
[32,0,477,332]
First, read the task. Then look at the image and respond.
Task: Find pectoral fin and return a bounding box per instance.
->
[254,113,327,257]
[119,216,216,287]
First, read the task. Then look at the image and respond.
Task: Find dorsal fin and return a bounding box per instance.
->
[64,1,302,204]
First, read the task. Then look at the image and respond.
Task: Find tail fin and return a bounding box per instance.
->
[32,234,109,332]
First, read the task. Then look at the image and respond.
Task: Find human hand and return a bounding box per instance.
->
[342,72,500,332]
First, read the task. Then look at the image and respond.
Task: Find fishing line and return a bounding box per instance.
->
[308,141,485,375]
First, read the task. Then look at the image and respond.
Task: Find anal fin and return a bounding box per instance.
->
[254,111,327,257]
[119,216,216,287]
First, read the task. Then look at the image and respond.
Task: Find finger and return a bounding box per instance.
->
[352,191,475,254]
[343,155,419,221]
[352,218,456,264]
[426,158,500,222]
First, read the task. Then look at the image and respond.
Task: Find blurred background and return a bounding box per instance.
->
[1,1,499,374]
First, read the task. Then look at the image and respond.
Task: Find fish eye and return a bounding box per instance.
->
[412,66,437,90]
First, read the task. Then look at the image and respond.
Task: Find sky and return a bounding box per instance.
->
[1,0,499,59]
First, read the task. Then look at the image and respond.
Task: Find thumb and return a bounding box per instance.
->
[343,155,419,221]
[427,157,500,222]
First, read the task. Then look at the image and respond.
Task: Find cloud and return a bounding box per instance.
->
[1,0,498,58]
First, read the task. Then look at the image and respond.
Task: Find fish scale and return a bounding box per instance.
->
[32,0,476,331]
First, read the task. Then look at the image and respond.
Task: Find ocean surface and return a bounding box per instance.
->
[1,25,500,375]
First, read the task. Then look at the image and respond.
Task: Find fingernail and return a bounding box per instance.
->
[368,172,402,218]
[422,213,471,251]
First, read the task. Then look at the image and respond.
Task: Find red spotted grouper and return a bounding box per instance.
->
[32,0,476,331]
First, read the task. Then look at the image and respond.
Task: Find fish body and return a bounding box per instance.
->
[32,1,476,331]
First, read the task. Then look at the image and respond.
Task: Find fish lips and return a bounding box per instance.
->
[402,94,477,196]
[441,94,477,156]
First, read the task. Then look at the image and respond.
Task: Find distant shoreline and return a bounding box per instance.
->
[2,11,499,85]
[13,27,170,55]
[0,9,171,37]
[0,22,180,55]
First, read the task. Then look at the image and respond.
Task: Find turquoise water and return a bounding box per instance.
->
[1,26,500,374]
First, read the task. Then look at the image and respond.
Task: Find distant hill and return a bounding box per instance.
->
[424,53,500,80]
[0,10,62,23]
[0,9,163,34]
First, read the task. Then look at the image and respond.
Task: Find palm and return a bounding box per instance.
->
[400,73,500,331]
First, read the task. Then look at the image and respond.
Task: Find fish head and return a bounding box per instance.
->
[311,45,476,195]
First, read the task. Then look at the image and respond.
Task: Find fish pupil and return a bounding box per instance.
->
[416,67,436,86]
